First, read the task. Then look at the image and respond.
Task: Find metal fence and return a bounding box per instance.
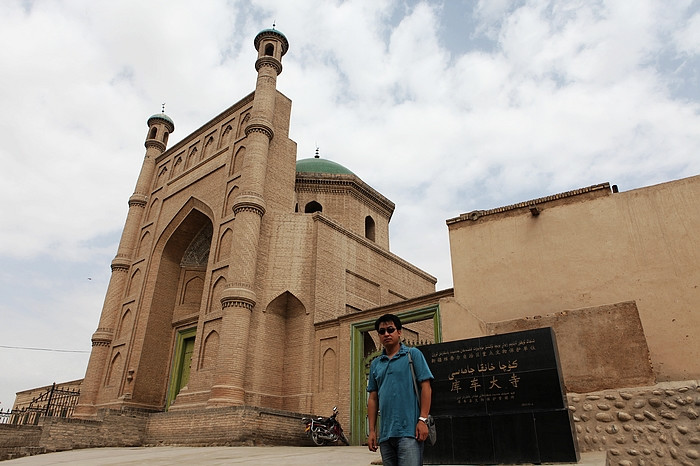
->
[0,383,80,425]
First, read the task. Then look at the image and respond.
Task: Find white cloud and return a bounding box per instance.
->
[674,10,700,55]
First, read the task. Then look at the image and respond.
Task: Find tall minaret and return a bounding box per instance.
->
[75,112,174,417]
[208,28,289,407]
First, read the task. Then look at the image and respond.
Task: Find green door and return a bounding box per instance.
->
[350,305,442,445]
[179,337,195,388]
[167,328,196,409]
[363,349,383,439]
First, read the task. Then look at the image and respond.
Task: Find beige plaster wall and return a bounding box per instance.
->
[438,296,486,341]
[488,302,654,393]
[447,175,700,383]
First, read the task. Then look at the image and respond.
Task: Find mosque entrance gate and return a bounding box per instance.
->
[349,305,442,445]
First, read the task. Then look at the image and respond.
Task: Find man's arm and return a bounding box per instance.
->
[367,390,379,451]
[419,379,432,418]
[415,379,432,441]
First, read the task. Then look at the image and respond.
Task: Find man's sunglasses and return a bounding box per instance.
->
[377,327,396,335]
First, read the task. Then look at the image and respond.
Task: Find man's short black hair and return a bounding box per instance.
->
[374,313,402,332]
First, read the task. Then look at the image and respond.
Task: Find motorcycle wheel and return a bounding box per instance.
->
[311,431,326,446]
[339,432,350,446]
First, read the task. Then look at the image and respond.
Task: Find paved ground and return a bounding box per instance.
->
[3,446,606,465]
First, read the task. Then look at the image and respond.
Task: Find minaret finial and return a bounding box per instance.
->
[161,103,166,113]
[272,21,276,29]
[315,146,320,158]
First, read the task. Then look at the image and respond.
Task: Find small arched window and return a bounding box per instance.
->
[163,131,169,145]
[265,44,274,56]
[305,201,322,213]
[149,127,157,140]
[365,216,376,241]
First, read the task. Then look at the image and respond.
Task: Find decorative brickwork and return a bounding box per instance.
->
[72,27,436,419]
[144,139,166,151]
[569,381,700,465]
[244,121,274,140]
[255,56,283,74]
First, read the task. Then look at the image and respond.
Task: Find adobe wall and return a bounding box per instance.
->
[487,301,655,393]
[447,175,700,383]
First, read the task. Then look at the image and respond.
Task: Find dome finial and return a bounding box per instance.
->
[161,103,166,113]
[315,146,320,158]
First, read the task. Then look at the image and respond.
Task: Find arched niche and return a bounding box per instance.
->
[305,201,322,213]
[116,309,133,340]
[217,228,232,262]
[199,330,219,369]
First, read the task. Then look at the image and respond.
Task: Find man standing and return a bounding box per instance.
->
[367,314,434,466]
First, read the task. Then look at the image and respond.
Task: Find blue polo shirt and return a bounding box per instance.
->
[367,344,434,443]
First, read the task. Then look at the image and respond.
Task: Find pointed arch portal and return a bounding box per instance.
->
[131,202,213,409]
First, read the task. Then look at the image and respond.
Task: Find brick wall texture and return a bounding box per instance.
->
[0,406,309,461]
[0,425,43,460]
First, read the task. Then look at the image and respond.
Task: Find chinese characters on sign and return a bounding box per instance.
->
[418,327,565,416]
[419,328,579,465]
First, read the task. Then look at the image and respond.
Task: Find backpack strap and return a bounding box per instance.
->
[407,349,421,408]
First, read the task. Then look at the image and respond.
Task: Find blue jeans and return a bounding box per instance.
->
[379,437,424,466]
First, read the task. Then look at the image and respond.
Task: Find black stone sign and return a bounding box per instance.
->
[418,327,579,464]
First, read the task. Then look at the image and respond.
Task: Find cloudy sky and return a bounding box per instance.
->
[1,0,698,409]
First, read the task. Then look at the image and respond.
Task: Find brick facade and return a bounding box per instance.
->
[72,27,435,424]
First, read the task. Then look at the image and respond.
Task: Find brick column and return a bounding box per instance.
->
[74,115,173,417]
[209,29,287,407]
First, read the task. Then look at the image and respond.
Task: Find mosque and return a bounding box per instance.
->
[5,27,699,464]
[73,26,437,421]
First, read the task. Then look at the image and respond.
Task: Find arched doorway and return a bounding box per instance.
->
[131,207,213,409]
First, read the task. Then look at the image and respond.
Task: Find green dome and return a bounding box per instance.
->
[296,157,355,175]
[254,28,289,56]
[148,113,175,132]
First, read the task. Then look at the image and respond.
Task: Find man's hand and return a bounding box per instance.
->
[415,419,429,441]
[367,430,378,452]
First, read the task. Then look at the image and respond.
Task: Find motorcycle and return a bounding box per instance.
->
[302,406,350,446]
